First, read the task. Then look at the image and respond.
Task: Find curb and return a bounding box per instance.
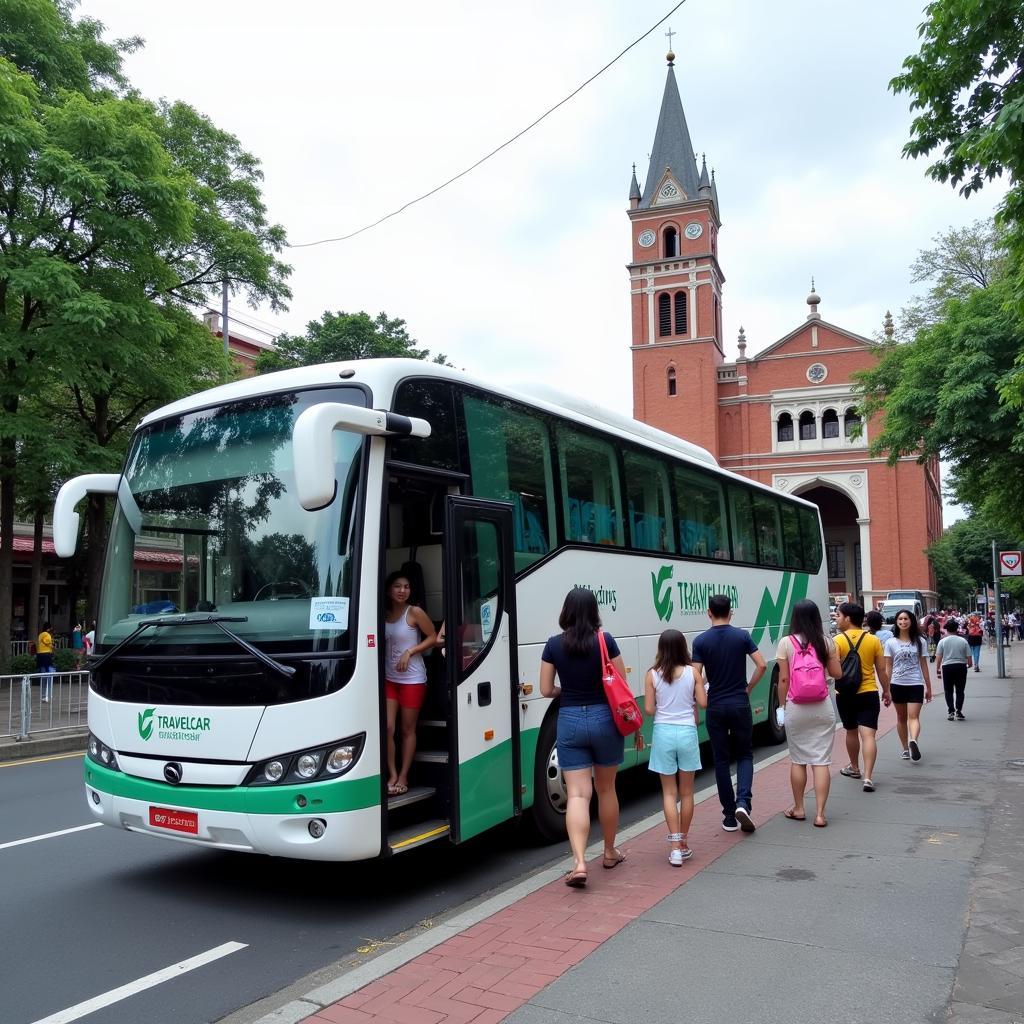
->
[0,727,88,763]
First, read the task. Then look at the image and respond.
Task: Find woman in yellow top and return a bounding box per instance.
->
[36,621,55,702]
[833,603,891,792]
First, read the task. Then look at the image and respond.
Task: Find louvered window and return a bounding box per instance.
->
[674,291,687,334]
[658,294,672,337]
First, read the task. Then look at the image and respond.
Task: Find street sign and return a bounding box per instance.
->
[1000,551,1023,576]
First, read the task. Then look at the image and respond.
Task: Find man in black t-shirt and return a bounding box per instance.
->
[691,595,766,833]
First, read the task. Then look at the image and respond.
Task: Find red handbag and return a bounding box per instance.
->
[597,631,644,736]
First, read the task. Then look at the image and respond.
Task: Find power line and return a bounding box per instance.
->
[288,0,689,249]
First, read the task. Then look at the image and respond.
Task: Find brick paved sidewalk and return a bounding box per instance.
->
[302,709,899,1024]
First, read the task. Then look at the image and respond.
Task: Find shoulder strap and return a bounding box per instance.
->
[789,634,807,654]
[596,630,609,665]
[851,631,866,653]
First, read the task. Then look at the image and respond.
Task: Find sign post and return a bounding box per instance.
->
[992,542,1007,678]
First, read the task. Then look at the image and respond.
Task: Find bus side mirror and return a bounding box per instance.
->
[292,403,431,511]
[53,474,121,557]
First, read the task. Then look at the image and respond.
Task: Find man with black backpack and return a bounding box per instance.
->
[834,602,890,793]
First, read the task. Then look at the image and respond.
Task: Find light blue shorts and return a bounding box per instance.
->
[648,722,702,775]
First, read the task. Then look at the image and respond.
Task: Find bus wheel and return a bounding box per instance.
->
[759,670,786,745]
[529,714,568,842]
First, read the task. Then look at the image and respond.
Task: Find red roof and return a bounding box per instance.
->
[8,535,181,570]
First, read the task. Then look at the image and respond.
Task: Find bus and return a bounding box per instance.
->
[54,359,826,860]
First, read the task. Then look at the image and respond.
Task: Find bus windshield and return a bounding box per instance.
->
[97,387,366,652]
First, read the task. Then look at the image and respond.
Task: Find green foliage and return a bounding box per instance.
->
[927,512,1023,606]
[255,310,448,374]
[9,648,77,673]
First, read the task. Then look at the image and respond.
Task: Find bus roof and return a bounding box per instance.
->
[138,358,819,511]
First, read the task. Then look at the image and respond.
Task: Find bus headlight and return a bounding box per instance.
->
[85,733,121,773]
[244,734,365,786]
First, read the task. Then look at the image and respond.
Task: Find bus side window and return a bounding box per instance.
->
[728,485,757,563]
[752,493,783,567]
[675,467,728,559]
[624,450,674,553]
[556,425,624,547]
[798,506,824,572]
[779,500,803,571]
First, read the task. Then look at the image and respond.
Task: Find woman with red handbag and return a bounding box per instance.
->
[540,588,642,888]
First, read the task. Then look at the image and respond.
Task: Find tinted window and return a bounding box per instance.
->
[752,493,783,567]
[676,467,728,559]
[624,450,674,552]
[798,506,823,572]
[392,379,461,471]
[463,395,555,570]
[557,425,624,546]
[779,500,803,570]
[728,485,757,563]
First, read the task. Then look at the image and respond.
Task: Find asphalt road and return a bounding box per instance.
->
[4,738,785,1024]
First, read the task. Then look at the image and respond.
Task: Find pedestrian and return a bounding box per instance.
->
[935,619,972,721]
[644,629,707,864]
[884,610,933,763]
[539,587,641,887]
[691,594,767,833]
[927,616,942,662]
[834,603,889,792]
[777,599,843,826]
[966,615,984,672]
[382,571,436,797]
[864,609,893,648]
[71,622,84,670]
[84,620,96,658]
[35,621,55,703]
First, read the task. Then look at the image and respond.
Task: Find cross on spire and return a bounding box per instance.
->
[665,27,676,49]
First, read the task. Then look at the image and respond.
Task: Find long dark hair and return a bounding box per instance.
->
[653,629,690,680]
[894,608,921,644]
[383,571,414,610]
[558,587,601,656]
[788,599,829,665]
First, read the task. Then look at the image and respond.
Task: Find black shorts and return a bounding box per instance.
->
[836,690,880,731]
[890,683,925,705]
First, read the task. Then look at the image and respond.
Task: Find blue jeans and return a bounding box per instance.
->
[706,703,754,818]
[557,703,625,771]
[969,643,981,669]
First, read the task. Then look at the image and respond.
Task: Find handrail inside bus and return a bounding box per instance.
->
[292,402,431,510]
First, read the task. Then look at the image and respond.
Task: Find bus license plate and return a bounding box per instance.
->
[149,807,199,834]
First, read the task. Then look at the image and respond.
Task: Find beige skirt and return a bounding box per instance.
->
[785,697,837,766]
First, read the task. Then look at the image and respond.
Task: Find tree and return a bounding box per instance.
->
[255,310,448,374]
[927,513,1024,606]
[0,0,292,668]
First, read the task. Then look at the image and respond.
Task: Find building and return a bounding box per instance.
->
[628,50,941,609]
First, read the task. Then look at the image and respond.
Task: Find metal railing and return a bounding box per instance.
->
[1,671,89,740]
[9,638,71,658]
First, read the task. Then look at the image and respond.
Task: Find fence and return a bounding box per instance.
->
[1,671,89,740]
[9,638,71,658]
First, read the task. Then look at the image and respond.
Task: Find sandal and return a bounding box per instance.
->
[813,818,828,828]
[839,766,862,779]
[389,782,409,796]
[602,848,627,869]
[564,869,588,888]
[783,808,806,821]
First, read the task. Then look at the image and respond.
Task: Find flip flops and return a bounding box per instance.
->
[564,869,588,888]
[602,849,627,869]
[387,782,408,796]
[783,809,807,821]
[839,766,862,779]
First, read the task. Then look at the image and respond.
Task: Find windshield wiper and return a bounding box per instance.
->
[89,614,296,680]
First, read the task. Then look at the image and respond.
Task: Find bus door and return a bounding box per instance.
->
[443,496,521,842]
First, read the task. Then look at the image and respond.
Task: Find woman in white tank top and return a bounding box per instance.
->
[383,572,436,796]
[644,630,708,865]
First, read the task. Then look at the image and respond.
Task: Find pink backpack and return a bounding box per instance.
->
[788,635,829,704]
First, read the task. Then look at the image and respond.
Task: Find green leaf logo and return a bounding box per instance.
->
[138,707,155,741]
[651,565,674,622]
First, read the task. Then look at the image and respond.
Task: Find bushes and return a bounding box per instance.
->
[7,650,82,675]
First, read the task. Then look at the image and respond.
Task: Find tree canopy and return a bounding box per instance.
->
[927,512,1024,606]
[255,310,447,374]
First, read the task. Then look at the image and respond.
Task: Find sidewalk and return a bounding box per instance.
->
[266,650,1022,1024]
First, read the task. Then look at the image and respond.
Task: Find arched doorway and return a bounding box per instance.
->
[795,485,862,606]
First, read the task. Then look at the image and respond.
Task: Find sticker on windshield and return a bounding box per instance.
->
[310,597,350,631]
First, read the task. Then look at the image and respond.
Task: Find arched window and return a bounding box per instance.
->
[777,412,794,442]
[798,410,817,440]
[822,408,840,439]
[663,226,679,257]
[844,407,862,437]
[714,295,721,340]
[658,293,672,337]
[667,366,677,397]
[674,291,688,334]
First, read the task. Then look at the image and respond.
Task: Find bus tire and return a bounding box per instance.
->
[757,669,786,745]
[527,712,568,843]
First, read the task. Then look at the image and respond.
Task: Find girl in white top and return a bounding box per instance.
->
[644,629,707,865]
[383,572,436,796]
[883,609,932,763]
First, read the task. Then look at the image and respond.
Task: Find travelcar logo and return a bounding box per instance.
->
[650,565,740,622]
[316,612,338,622]
[137,707,212,743]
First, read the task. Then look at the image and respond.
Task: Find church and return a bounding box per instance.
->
[627,50,941,611]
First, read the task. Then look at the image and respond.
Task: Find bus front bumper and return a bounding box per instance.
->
[84,761,382,861]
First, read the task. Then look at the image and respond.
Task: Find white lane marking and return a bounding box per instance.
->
[0,822,102,851]
[29,941,248,1024]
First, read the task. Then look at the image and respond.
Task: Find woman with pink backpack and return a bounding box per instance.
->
[776,599,843,827]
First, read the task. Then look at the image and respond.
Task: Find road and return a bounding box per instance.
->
[3,738,785,1024]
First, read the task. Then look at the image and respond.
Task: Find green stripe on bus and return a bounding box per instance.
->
[84,762,381,815]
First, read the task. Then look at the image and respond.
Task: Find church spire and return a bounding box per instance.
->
[629,162,641,206]
[638,54,702,208]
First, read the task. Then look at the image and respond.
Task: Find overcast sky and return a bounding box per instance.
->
[79,0,1006,521]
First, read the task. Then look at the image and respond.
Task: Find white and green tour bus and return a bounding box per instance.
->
[54,359,826,860]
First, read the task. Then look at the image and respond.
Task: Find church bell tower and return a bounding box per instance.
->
[629,46,724,457]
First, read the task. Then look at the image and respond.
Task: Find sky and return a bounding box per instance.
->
[78,0,1007,522]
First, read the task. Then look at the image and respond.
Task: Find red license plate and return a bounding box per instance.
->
[149,807,198,834]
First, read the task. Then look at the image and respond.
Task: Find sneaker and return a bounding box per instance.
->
[956,711,966,721]
[669,848,683,867]
[679,844,693,860]
[722,816,740,832]
[735,806,756,833]
[900,749,911,760]
[863,779,875,792]
[948,711,955,721]
[909,739,921,762]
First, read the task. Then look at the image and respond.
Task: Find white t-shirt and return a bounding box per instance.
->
[884,636,928,685]
[936,634,971,665]
[651,666,697,726]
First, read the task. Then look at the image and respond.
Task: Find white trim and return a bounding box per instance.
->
[773,471,868,519]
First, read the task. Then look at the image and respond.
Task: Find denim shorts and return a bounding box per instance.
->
[557,704,625,771]
[648,722,702,775]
